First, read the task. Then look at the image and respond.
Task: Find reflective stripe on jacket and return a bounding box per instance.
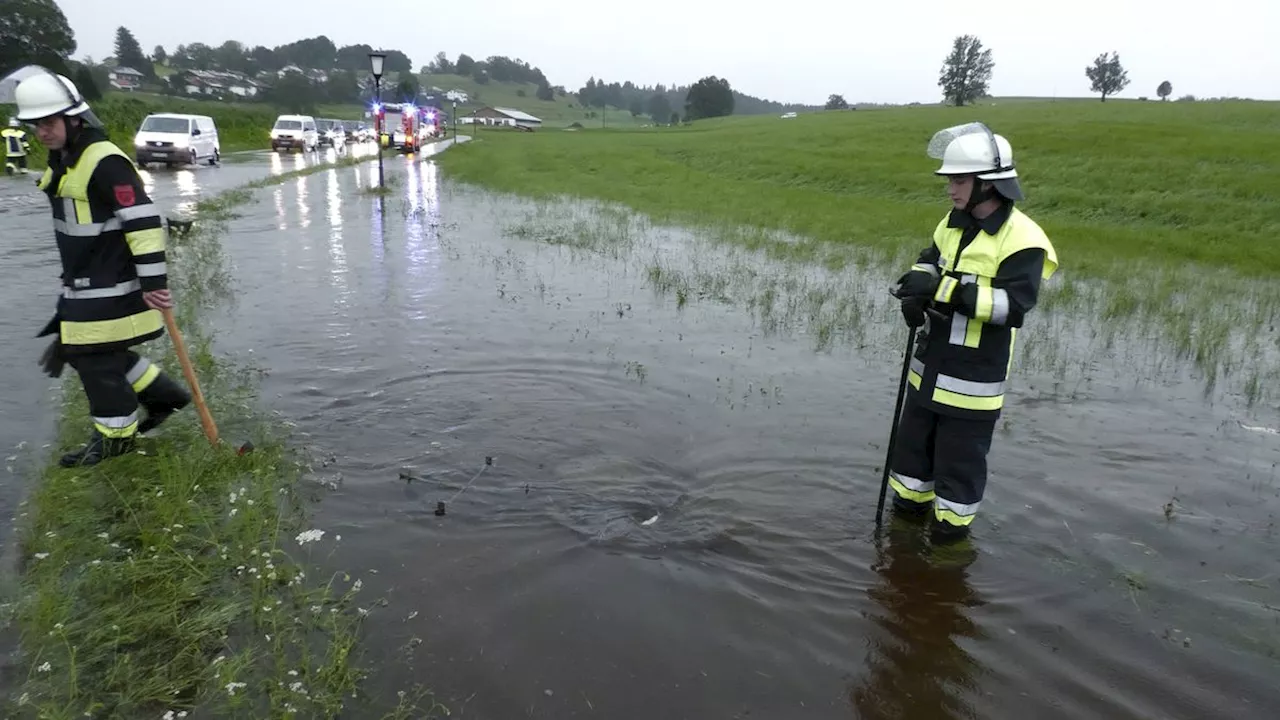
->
[907,203,1058,419]
[38,137,168,354]
[2,128,29,157]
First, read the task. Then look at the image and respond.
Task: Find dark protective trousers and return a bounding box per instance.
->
[65,350,161,439]
[888,392,997,529]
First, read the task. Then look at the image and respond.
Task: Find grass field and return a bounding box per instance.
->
[437,99,1280,400]
[437,100,1280,280]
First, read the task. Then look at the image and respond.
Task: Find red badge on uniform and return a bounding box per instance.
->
[114,184,136,207]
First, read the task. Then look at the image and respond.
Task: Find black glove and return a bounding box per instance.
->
[900,294,927,328]
[894,269,938,299]
[39,338,65,378]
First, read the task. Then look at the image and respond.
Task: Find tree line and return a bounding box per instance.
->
[936,34,1181,105]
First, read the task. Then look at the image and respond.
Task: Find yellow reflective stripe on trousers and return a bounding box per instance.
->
[931,372,1005,411]
[889,472,936,503]
[94,412,139,439]
[935,497,981,527]
[61,310,163,347]
[126,357,161,392]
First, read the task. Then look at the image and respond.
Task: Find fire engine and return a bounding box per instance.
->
[372,103,447,154]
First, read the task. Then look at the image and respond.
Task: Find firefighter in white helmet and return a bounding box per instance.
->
[4,117,31,174]
[15,68,191,467]
[889,122,1059,543]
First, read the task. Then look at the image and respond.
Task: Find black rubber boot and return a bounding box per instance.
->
[60,431,136,468]
[137,372,192,435]
[891,495,931,521]
[929,519,972,545]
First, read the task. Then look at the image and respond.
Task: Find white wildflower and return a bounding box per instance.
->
[97,532,108,540]
[212,655,226,665]
[352,579,362,593]
[225,681,246,696]
[37,661,51,672]
[229,508,238,517]
[33,553,48,560]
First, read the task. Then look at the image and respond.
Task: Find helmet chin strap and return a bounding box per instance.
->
[964,175,997,211]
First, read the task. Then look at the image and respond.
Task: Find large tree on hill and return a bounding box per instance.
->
[1157,80,1172,101]
[1085,51,1130,102]
[152,45,166,64]
[938,34,993,106]
[73,64,101,100]
[0,0,76,74]
[114,26,152,76]
[825,93,848,110]
[684,76,734,120]
[646,92,672,124]
[455,53,475,75]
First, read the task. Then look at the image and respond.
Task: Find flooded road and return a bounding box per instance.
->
[4,139,1280,718]
[0,144,369,534]
[207,156,1278,718]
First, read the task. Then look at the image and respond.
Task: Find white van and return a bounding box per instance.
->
[134,114,219,167]
[270,115,318,153]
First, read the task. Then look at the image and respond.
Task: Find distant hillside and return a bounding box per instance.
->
[82,30,820,127]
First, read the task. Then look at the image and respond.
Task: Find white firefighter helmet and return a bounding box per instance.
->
[14,71,92,122]
[927,122,1023,201]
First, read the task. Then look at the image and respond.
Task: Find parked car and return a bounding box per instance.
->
[270,115,318,152]
[133,113,220,167]
[316,118,345,148]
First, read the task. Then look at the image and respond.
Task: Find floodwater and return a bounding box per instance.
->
[5,141,1280,719]
[0,144,366,533]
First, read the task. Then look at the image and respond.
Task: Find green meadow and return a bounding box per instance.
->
[438,99,1280,401]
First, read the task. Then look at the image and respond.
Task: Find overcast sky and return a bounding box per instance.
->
[55,0,1279,105]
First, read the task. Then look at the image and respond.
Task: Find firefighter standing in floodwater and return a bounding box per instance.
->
[4,117,31,174]
[13,69,192,467]
[890,123,1059,543]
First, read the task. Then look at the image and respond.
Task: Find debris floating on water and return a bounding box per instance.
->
[1237,420,1279,436]
[641,514,659,526]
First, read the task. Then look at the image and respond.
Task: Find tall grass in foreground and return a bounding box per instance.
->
[0,157,444,718]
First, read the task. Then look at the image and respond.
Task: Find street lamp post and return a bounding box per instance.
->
[368,50,387,189]
[452,100,457,139]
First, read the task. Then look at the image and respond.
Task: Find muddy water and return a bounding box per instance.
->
[195,153,1280,719]
[0,144,368,539]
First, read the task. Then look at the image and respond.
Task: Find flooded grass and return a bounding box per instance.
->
[480,182,1280,409]
[1,156,446,718]
[443,102,1280,407]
